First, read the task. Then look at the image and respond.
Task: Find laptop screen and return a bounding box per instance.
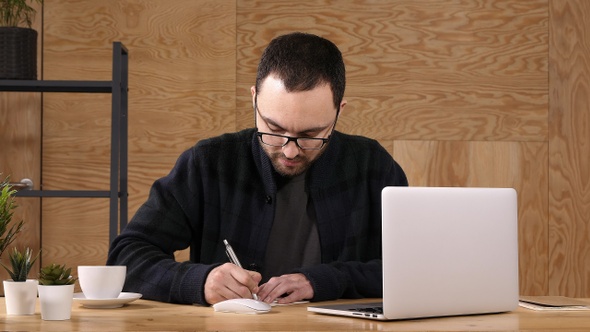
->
[308,186,519,321]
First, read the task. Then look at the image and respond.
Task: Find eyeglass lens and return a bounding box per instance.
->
[259,133,325,150]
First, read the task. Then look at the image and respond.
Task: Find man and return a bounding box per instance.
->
[107,32,408,306]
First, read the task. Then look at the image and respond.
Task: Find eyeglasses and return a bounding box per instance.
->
[254,95,338,151]
[256,132,330,150]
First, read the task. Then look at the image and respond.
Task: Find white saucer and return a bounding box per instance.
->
[73,292,142,308]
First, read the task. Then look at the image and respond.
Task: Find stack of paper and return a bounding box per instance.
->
[519,296,590,311]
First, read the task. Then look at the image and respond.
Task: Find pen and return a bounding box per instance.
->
[223,239,259,301]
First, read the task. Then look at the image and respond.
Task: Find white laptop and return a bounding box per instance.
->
[308,186,519,320]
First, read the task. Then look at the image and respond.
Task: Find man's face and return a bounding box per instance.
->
[251,75,345,177]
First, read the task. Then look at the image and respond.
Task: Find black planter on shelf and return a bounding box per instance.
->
[0,27,37,80]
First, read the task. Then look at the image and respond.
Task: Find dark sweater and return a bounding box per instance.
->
[107,128,408,305]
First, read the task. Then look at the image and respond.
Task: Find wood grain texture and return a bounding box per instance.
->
[393,140,549,295]
[41,198,110,293]
[0,93,41,285]
[236,0,548,142]
[548,0,590,297]
[236,0,550,296]
[41,0,236,269]
[6,0,589,298]
[0,0,43,289]
[5,298,590,331]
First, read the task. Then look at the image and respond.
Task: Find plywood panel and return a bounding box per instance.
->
[41,197,109,293]
[0,92,42,284]
[548,0,590,297]
[41,198,109,264]
[41,93,112,191]
[41,0,236,267]
[237,0,548,142]
[32,0,590,298]
[0,0,43,287]
[393,140,548,295]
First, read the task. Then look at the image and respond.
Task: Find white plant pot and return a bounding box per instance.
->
[3,279,39,315]
[37,284,75,320]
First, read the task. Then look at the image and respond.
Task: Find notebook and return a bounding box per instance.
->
[308,186,519,320]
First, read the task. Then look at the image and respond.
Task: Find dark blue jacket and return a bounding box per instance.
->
[107,128,408,305]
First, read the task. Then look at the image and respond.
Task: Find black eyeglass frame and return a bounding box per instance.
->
[255,132,331,150]
[254,94,339,151]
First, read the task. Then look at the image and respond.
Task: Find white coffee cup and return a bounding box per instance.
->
[77,265,126,299]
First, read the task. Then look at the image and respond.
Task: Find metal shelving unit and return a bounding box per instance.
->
[0,42,129,243]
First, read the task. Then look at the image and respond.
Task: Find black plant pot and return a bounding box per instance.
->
[0,27,38,80]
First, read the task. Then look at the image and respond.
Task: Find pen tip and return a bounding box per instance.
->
[223,239,229,245]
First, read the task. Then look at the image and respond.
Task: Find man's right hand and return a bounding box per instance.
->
[204,263,262,304]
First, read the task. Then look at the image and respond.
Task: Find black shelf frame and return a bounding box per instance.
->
[0,42,128,243]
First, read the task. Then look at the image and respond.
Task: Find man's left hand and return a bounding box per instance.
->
[256,273,313,304]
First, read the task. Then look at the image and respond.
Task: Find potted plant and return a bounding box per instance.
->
[37,263,78,320]
[0,0,43,79]
[0,176,25,256]
[2,247,39,315]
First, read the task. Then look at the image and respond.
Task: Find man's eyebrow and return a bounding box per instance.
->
[261,114,330,135]
[260,113,283,129]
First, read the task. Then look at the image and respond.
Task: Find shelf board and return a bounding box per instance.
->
[15,190,113,198]
[0,80,113,93]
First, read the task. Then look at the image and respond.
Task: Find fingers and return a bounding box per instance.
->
[204,263,262,304]
[257,273,313,304]
[247,270,263,285]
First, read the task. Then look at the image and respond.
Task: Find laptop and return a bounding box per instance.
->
[308,186,519,320]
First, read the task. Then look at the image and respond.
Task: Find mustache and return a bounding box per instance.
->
[270,151,305,162]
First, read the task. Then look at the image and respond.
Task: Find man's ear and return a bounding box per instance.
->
[338,99,347,116]
[251,86,257,109]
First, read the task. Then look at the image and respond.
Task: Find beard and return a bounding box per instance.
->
[268,151,311,177]
[263,146,327,178]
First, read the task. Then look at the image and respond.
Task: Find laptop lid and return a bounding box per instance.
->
[308,186,519,320]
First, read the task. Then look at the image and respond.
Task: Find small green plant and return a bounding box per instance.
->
[0,0,43,27]
[0,175,25,257]
[1,247,39,281]
[38,263,77,285]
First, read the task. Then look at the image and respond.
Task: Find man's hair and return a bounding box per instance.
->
[255,32,346,111]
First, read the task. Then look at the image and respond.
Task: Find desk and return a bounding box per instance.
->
[1,298,590,331]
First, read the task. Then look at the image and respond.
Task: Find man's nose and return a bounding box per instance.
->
[282,140,300,159]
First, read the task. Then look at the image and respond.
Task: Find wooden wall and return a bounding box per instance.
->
[1,0,589,298]
[0,0,43,286]
[548,0,590,297]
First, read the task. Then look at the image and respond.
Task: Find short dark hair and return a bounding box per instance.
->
[255,32,346,111]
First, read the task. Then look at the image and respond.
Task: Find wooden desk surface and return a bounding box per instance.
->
[1,297,590,331]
